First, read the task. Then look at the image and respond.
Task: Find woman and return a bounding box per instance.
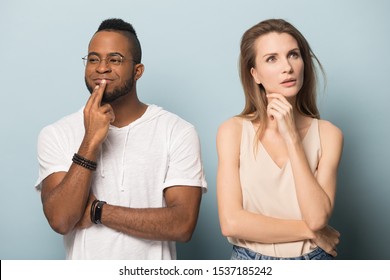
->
[217,19,343,260]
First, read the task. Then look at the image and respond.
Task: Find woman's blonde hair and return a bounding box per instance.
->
[238,19,323,137]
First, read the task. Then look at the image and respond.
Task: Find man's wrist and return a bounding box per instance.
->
[91,200,107,224]
[79,137,102,161]
[72,153,97,171]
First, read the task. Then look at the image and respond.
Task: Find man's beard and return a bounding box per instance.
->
[85,76,134,104]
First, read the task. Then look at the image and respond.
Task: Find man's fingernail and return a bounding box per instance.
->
[101,79,106,84]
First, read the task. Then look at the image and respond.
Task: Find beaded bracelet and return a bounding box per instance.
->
[72,153,97,171]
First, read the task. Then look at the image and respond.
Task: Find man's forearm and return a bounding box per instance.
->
[101,204,198,242]
[42,163,94,234]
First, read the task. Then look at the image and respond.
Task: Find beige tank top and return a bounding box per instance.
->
[228,118,321,257]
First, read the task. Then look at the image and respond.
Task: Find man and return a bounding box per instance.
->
[35,18,207,259]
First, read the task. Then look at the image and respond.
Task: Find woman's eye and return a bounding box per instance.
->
[266,56,276,63]
[289,52,300,59]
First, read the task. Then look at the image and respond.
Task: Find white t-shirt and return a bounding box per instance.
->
[35,105,207,259]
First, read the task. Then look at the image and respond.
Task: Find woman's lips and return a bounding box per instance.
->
[281,79,296,87]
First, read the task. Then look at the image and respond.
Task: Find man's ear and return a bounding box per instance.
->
[134,63,145,81]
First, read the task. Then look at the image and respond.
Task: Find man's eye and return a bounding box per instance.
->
[108,56,122,65]
[109,58,121,64]
[88,57,100,63]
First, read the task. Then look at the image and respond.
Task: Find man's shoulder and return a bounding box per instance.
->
[39,108,84,136]
[148,105,194,128]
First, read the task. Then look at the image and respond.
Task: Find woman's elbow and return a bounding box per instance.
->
[220,225,232,238]
[219,216,239,238]
[305,214,329,232]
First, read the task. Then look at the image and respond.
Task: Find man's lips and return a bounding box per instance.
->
[93,78,113,85]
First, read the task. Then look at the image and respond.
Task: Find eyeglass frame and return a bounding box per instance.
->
[82,52,139,67]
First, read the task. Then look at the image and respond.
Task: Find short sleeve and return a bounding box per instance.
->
[35,125,71,191]
[163,126,207,192]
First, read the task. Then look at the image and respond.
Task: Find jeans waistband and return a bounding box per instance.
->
[232,245,334,260]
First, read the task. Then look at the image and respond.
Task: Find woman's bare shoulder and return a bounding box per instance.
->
[318,119,343,139]
[217,117,246,159]
[218,116,244,131]
[318,119,344,159]
[217,116,245,145]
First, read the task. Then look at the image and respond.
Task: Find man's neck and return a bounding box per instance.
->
[109,93,148,128]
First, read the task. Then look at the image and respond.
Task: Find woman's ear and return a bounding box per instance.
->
[250,67,261,84]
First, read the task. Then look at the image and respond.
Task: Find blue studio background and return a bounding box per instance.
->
[1,0,389,259]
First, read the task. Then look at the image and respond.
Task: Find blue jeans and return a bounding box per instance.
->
[231,245,334,260]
